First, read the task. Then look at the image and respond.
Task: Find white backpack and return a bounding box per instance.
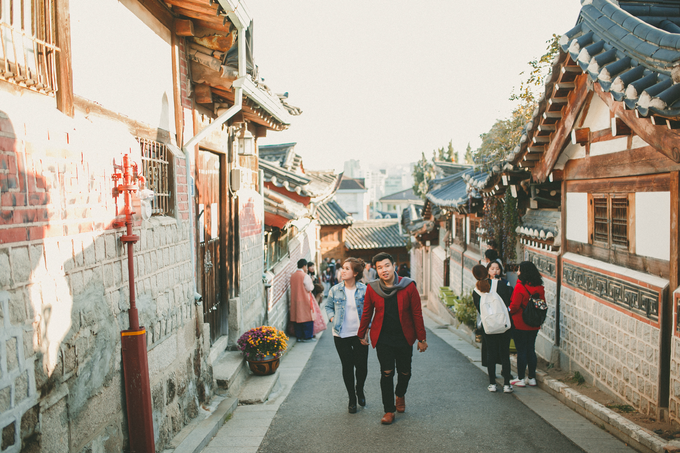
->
[476,279,511,335]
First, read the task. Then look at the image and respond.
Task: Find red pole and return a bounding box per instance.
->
[115,154,155,452]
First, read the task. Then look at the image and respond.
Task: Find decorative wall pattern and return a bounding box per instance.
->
[563,262,659,320]
[463,256,478,270]
[450,248,462,264]
[526,249,557,279]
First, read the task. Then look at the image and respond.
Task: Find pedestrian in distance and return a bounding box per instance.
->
[362,261,377,284]
[471,263,513,393]
[358,252,427,425]
[289,258,316,342]
[509,261,545,387]
[325,257,369,414]
[398,263,410,278]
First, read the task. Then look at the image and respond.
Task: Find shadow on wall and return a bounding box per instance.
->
[0,109,124,451]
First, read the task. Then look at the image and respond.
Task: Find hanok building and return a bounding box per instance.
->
[0,0,298,451]
[318,199,354,262]
[344,220,409,268]
[379,188,422,221]
[482,0,680,423]
[259,143,339,328]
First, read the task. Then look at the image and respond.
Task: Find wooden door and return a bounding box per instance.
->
[197,150,226,343]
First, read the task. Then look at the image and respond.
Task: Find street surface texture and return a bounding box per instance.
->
[258,327,585,453]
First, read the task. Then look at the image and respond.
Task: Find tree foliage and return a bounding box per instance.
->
[412,140,457,198]
[479,192,520,264]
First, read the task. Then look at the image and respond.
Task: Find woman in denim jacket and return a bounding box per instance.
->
[325,257,368,414]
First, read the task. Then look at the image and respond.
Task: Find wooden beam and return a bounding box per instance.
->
[528,145,545,153]
[612,116,631,136]
[255,126,267,138]
[564,146,680,180]
[136,0,174,29]
[523,153,541,161]
[543,110,562,120]
[534,73,591,182]
[565,173,670,193]
[571,127,589,145]
[594,83,680,162]
[55,0,74,117]
[532,135,550,144]
[195,83,213,104]
[171,31,184,147]
[555,82,576,91]
[175,19,195,36]
[538,124,556,133]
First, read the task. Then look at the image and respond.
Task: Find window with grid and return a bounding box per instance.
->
[468,218,481,246]
[455,217,464,241]
[591,194,629,249]
[138,137,174,216]
[0,0,60,93]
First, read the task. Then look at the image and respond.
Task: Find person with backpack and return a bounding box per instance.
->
[509,261,546,388]
[471,264,513,393]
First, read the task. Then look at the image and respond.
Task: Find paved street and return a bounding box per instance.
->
[258,325,586,453]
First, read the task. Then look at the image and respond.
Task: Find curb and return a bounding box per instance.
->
[172,396,238,453]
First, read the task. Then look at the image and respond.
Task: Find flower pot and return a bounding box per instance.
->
[247,356,280,376]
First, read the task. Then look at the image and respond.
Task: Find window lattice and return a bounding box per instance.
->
[138,138,173,216]
[611,197,629,247]
[593,196,609,244]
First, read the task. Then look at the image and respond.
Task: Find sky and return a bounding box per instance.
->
[247,1,584,173]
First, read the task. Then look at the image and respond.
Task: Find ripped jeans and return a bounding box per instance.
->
[376,342,413,413]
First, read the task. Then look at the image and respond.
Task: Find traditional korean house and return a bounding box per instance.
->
[379,188,422,221]
[343,220,409,267]
[258,144,339,329]
[495,0,680,423]
[0,0,298,450]
[318,199,354,262]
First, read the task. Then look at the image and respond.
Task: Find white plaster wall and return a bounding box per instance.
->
[590,137,629,157]
[581,94,611,131]
[636,192,670,261]
[631,136,649,149]
[554,142,586,170]
[70,0,175,134]
[566,192,589,243]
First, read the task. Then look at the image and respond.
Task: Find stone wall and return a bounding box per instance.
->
[670,289,680,423]
[449,245,464,296]
[524,246,559,362]
[410,247,423,291]
[559,253,668,417]
[0,89,209,452]
[429,246,444,302]
[462,250,480,296]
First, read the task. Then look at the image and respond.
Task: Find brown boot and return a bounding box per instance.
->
[381,412,396,425]
[396,396,405,413]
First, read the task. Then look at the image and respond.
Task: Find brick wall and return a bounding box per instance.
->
[670,289,680,423]
[0,91,209,452]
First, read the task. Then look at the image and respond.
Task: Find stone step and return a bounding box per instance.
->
[212,350,247,396]
[165,395,238,453]
[238,370,280,405]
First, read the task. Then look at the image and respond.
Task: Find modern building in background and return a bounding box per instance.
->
[335,176,370,221]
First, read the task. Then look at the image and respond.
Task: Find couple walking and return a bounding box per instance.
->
[325,252,427,425]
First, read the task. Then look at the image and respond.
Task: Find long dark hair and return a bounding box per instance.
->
[518,261,543,287]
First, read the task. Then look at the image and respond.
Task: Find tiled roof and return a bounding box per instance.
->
[306,170,340,202]
[338,176,366,191]
[259,143,303,171]
[344,220,407,250]
[558,0,680,118]
[434,162,474,177]
[517,209,562,248]
[317,200,353,226]
[260,159,313,196]
[425,167,488,210]
[380,188,421,202]
[263,188,307,222]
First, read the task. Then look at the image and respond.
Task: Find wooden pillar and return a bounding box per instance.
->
[54,0,74,116]
[171,29,184,147]
[662,171,680,415]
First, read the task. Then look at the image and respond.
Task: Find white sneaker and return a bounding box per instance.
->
[503,385,513,393]
[510,378,526,387]
[487,384,498,392]
[527,378,537,387]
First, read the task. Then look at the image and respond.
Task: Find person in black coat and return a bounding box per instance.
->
[471,262,514,393]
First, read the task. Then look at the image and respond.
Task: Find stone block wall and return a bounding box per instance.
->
[524,247,559,362]
[410,247,423,291]
[462,251,480,296]
[559,254,667,417]
[449,246,463,296]
[668,290,680,423]
[429,246,444,302]
[0,91,209,452]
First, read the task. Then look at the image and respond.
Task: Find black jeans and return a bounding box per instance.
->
[514,328,539,380]
[333,336,369,401]
[376,342,412,413]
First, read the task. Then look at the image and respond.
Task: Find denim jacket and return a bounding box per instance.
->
[325,281,367,336]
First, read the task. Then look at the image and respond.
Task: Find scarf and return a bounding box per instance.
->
[369,272,414,299]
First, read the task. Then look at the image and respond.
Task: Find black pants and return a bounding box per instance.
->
[514,328,539,380]
[333,336,369,401]
[486,330,512,385]
[376,342,412,413]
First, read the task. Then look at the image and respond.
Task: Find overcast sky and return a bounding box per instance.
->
[248,1,584,173]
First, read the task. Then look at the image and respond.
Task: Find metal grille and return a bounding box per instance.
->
[611,197,629,247]
[138,138,173,216]
[593,196,608,243]
[0,0,60,93]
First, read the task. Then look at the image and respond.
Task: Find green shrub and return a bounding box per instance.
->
[455,293,477,328]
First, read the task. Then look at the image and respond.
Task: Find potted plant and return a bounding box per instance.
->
[237,326,289,376]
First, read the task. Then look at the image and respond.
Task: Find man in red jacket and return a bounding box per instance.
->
[358,252,427,425]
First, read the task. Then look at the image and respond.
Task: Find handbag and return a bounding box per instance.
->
[520,283,548,327]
